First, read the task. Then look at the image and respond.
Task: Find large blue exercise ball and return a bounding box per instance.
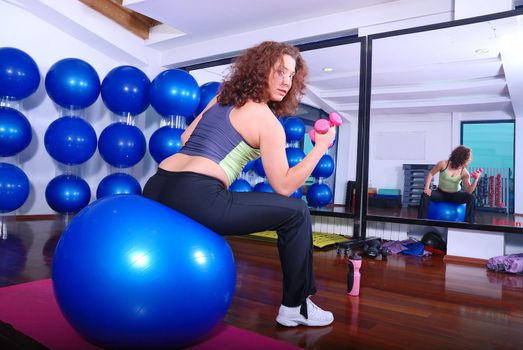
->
[0,47,40,100]
[307,183,332,208]
[44,116,97,165]
[284,117,305,142]
[229,179,252,192]
[96,173,141,199]
[286,147,305,168]
[0,163,30,213]
[101,65,150,116]
[254,158,265,177]
[194,81,221,117]
[52,195,236,349]
[254,182,274,193]
[427,201,466,222]
[291,187,303,199]
[45,58,100,109]
[148,126,183,164]
[98,123,146,168]
[0,107,32,157]
[150,69,201,117]
[312,154,335,179]
[45,175,91,214]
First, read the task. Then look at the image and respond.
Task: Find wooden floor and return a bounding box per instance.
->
[1,217,523,350]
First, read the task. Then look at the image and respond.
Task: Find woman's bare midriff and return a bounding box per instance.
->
[158,153,229,187]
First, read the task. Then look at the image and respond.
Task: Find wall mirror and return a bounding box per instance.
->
[367,13,522,231]
[188,39,362,216]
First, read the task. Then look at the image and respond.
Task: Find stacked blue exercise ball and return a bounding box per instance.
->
[229,178,253,192]
[96,173,141,199]
[45,174,91,214]
[187,81,221,125]
[101,65,150,116]
[312,154,335,179]
[44,116,97,165]
[0,47,40,101]
[0,107,32,157]
[149,126,184,164]
[150,69,201,118]
[284,116,305,144]
[52,195,236,349]
[98,122,146,168]
[45,58,100,110]
[0,163,30,214]
[307,183,333,208]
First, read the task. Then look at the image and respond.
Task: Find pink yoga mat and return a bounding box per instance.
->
[0,279,300,350]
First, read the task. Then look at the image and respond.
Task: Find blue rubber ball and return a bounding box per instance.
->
[45,174,91,214]
[194,81,221,116]
[285,147,305,168]
[254,182,274,193]
[229,179,253,192]
[98,123,146,168]
[0,47,40,100]
[284,117,305,142]
[311,154,335,179]
[0,163,30,213]
[96,173,141,199]
[44,116,97,165]
[45,58,100,110]
[0,107,32,157]
[52,195,236,349]
[150,69,201,117]
[148,126,184,164]
[101,65,150,116]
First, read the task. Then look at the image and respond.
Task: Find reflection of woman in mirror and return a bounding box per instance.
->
[143,41,335,327]
[417,145,482,223]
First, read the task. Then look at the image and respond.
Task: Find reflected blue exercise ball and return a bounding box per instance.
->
[312,154,335,179]
[427,201,466,222]
[284,117,305,142]
[150,69,201,117]
[148,126,183,164]
[254,182,274,193]
[286,147,305,168]
[96,173,141,199]
[0,163,30,213]
[44,116,97,165]
[98,123,146,168]
[52,195,236,349]
[0,107,32,157]
[45,58,100,109]
[0,47,40,100]
[101,65,150,116]
[229,179,252,192]
[254,158,265,177]
[307,183,332,208]
[242,160,255,173]
[291,187,303,199]
[45,174,91,214]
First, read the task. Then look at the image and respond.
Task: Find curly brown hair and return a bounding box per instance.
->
[217,41,308,116]
[448,145,471,168]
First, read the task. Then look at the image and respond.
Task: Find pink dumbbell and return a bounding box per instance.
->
[471,168,484,179]
[308,112,343,146]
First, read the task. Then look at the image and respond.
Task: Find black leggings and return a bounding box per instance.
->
[142,169,316,307]
[417,188,475,223]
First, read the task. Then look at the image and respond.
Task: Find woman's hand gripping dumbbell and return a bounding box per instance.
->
[308,112,342,148]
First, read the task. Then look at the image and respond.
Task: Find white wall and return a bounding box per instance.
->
[1,2,162,215]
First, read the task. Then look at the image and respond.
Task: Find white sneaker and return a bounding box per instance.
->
[276,298,334,327]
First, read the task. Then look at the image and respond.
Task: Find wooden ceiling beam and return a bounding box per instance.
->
[79,0,161,40]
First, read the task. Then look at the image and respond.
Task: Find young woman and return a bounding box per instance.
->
[143,41,336,327]
[417,145,481,223]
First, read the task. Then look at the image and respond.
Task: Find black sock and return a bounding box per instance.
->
[300,300,308,319]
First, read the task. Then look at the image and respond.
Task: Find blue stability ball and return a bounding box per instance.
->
[254,182,274,193]
[45,174,91,214]
[254,158,265,177]
[0,163,30,213]
[427,201,466,222]
[44,116,97,165]
[0,47,40,100]
[242,160,255,173]
[45,58,100,110]
[284,117,305,142]
[101,65,151,116]
[98,123,146,168]
[229,179,253,192]
[312,154,335,179]
[52,195,236,349]
[286,147,305,168]
[307,183,333,208]
[96,173,141,199]
[0,107,32,157]
[194,81,221,116]
[150,69,201,117]
[291,187,303,199]
[148,126,184,164]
